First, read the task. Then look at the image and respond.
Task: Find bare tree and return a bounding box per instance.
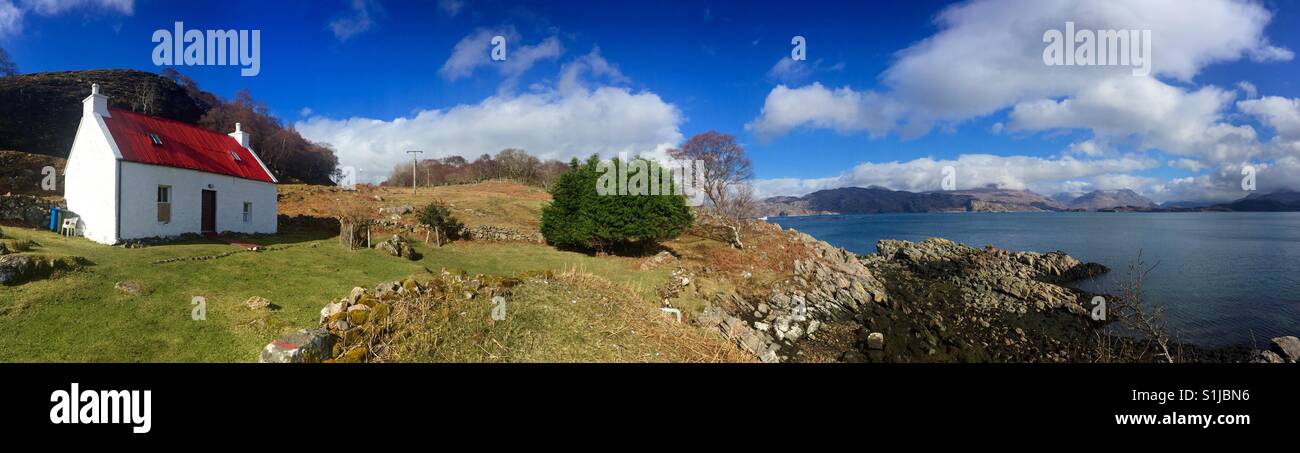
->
[668,130,754,248]
[1104,253,1178,363]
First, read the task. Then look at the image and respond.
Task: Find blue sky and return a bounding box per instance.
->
[3,0,1300,202]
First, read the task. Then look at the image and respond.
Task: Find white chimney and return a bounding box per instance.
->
[83,83,110,118]
[229,122,250,148]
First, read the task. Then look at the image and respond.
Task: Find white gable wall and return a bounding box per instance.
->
[118,161,278,240]
[63,113,120,244]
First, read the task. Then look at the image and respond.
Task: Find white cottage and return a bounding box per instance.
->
[64,84,278,244]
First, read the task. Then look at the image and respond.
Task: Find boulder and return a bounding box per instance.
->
[319,301,345,323]
[347,304,372,325]
[866,332,885,350]
[1,254,81,285]
[377,235,418,260]
[0,255,35,284]
[114,280,144,296]
[244,296,271,310]
[1251,350,1285,364]
[259,328,335,363]
[347,286,367,304]
[1269,336,1300,362]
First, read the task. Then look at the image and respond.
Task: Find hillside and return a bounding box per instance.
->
[0,69,212,157]
[1063,189,1157,211]
[934,187,1067,212]
[0,69,338,184]
[0,150,66,195]
[760,186,1066,216]
[1218,190,1300,211]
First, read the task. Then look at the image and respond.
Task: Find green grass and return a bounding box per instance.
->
[0,227,671,362]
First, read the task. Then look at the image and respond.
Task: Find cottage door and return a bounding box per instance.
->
[201,190,217,233]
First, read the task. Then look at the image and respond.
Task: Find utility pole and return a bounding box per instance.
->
[406,150,423,194]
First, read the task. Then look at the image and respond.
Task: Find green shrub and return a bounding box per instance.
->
[418,200,465,246]
[540,155,693,253]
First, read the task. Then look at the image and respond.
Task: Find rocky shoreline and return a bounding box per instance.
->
[699,232,1113,362]
[697,227,1284,363]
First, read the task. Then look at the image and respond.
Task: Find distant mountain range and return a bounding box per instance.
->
[1061,189,1157,211]
[760,186,1300,216]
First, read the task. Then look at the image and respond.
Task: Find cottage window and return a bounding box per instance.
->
[242,202,252,223]
[157,186,171,223]
[230,150,242,162]
[149,133,163,146]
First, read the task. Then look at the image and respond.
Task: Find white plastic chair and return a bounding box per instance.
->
[60,217,79,237]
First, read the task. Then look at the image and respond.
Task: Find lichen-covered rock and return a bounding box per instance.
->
[347,286,367,304]
[244,296,271,310]
[377,235,418,260]
[866,332,885,350]
[1269,336,1300,363]
[259,328,335,363]
[328,346,368,363]
[347,304,371,325]
[0,254,82,285]
[319,301,345,323]
[114,280,145,296]
[1251,350,1285,364]
[697,305,780,363]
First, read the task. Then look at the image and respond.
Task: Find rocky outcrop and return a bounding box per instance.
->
[0,254,84,285]
[871,238,1107,314]
[263,272,520,363]
[698,232,1109,363]
[698,229,890,362]
[259,328,335,363]
[1269,336,1300,363]
[0,193,63,228]
[376,235,418,260]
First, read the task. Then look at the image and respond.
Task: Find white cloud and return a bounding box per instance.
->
[881,0,1288,124]
[297,55,682,184]
[1238,96,1300,140]
[750,0,1289,139]
[1008,76,1260,162]
[0,1,20,37]
[1,0,132,37]
[752,154,1158,198]
[24,0,131,15]
[557,47,626,95]
[1237,81,1258,99]
[437,0,464,17]
[748,0,1297,201]
[746,83,901,139]
[438,26,563,88]
[299,107,313,117]
[766,58,844,84]
[1066,140,1109,157]
[1168,158,1207,172]
[328,0,381,42]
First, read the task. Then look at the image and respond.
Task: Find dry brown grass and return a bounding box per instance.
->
[370,269,754,363]
[278,180,550,233]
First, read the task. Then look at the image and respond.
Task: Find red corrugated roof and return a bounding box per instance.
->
[101,108,276,183]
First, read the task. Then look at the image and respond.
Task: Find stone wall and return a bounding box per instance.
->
[0,194,64,229]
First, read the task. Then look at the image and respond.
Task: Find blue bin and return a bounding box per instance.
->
[50,207,59,231]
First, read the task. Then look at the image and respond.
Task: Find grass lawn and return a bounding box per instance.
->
[0,226,674,362]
